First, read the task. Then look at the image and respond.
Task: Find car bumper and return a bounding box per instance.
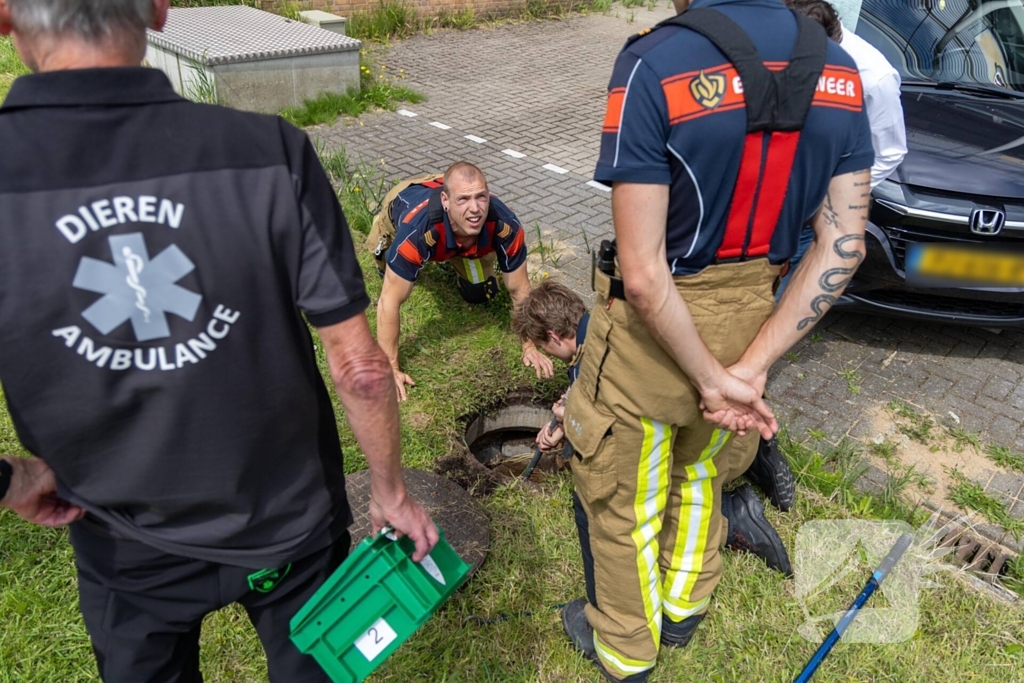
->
[835,223,1024,327]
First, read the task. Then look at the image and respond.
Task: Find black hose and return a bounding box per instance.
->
[522,417,560,480]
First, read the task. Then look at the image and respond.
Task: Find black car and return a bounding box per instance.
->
[836,0,1024,326]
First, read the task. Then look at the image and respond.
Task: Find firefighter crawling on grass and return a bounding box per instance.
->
[366,162,554,401]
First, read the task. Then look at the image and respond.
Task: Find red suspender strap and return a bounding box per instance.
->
[717,132,763,260]
[716,130,801,260]
[434,220,448,254]
[746,130,801,257]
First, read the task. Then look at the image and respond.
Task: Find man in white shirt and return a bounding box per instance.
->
[788,0,907,187]
[776,0,907,299]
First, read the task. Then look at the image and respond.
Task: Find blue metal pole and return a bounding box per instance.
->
[793,532,913,683]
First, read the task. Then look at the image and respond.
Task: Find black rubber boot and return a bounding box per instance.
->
[561,599,649,682]
[722,484,794,577]
[660,612,705,649]
[745,436,796,512]
[561,598,597,661]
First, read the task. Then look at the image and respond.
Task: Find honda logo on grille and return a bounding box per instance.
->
[970,208,1005,235]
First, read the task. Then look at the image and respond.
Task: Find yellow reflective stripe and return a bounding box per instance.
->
[663,594,710,620]
[463,257,484,284]
[664,430,730,607]
[594,635,656,676]
[631,418,672,646]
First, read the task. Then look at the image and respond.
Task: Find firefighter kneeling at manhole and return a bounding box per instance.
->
[513,279,793,580]
[557,0,875,680]
[366,162,554,401]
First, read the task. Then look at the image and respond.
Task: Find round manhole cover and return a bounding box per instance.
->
[464,401,570,479]
[346,468,489,573]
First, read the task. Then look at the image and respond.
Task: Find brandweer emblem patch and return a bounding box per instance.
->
[690,69,727,110]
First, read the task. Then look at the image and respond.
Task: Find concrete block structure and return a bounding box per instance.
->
[299,9,348,35]
[145,5,362,114]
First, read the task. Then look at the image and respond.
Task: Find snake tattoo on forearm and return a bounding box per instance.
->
[797,233,865,331]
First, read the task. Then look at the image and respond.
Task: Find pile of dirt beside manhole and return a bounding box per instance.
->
[436,395,571,494]
[346,468,489,575]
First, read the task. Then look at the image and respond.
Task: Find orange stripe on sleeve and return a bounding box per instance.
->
[401,199,430,224]
[602,88,627,133]
[397,239,423,267]
[506,227,526,257]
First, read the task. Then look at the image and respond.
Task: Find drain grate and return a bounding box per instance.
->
[938,526,1019,596]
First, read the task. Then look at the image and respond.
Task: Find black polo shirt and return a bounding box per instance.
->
[0,68,367,568]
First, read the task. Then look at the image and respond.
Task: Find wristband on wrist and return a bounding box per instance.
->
[0,459,13,503]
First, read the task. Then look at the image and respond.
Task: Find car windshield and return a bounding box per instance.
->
[847,0,1024,91]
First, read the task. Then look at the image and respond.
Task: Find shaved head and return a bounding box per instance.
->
[442,162,487,196]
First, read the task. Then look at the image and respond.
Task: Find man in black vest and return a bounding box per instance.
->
[560,0,875,680]
[0,1,436,681]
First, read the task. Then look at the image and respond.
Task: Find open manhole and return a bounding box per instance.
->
[346,468,490,574]
[463,399,570,481]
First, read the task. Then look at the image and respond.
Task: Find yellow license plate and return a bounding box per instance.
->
[906,243,1024,287]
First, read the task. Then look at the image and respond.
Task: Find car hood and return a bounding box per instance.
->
[895,88,1024,199]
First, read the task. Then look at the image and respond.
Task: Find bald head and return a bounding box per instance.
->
[442,162,487,196]
[439,162,490,240]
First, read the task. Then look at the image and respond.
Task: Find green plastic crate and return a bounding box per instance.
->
[290,527,471,683]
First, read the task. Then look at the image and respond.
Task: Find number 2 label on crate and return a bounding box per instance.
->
[355,617,398,662]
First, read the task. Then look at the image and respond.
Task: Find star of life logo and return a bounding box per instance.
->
[73,233,201,342]
[793,519,948,645]
[52,221,242,372]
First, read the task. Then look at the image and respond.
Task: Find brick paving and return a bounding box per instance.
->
[318,8,1024,539]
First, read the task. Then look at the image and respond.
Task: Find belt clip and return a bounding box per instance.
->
[374,236,386,257]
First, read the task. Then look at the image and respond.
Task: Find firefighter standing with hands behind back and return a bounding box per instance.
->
[559,0,875,680]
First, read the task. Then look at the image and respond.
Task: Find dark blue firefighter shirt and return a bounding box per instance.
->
[386,184,527,282]
[595,0,875,274]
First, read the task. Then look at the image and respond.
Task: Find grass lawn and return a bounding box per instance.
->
[0,36,29,102]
